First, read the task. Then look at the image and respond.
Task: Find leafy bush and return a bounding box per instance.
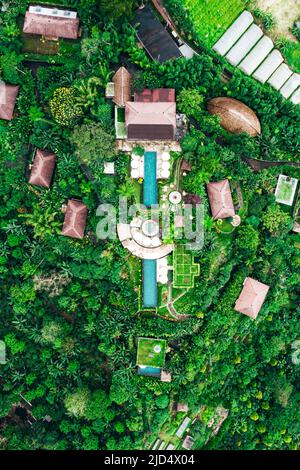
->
[50,87,83,127]
[253,8,277,31]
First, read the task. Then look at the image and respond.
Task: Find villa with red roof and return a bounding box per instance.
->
[0,83,19,121]
[234,277,270,319]
[61,199,88,239]
[28,149,56,188]
[125,101,176,140]
[23,5,80,40]
[206,179,235,220]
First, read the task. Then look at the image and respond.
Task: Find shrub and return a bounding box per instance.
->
[253,8,277,31]
[50,87,83,127]
[292,18,300,40]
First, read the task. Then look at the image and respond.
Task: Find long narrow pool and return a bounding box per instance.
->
[143,259,158,308]
[143,151,157,207]
[142,151,158,308]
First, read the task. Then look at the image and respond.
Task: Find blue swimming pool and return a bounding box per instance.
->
[143,259,158,308]
[137,365,161,377]
[143,151,157,207]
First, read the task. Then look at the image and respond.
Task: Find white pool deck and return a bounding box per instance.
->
[130,151,171,180]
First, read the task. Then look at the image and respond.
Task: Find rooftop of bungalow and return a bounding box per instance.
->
[112,67,132,108]
[61,199,88,240]
[134,88,175,103]
[234,277,270,319]
[28,149,56,188]
[206,179,235,220]
[23,5,80,40]
[0,83,19,121]
[125,100,176,141]
[133,5,182,63]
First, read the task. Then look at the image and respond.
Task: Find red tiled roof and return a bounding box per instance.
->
[234,277,270,319]
[125,101,176,140]
[206,179,235,220]
[134,88,175,103]
[0,83,19,121]
[112,67,132,107]
[23,12,79,39]
[61,199,87,239]
[28,149,56,188]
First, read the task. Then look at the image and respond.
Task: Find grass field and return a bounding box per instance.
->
[173,246,200,289]
[281,41,300,74]
[275,175,298,206]
[182,0,246,46]
[136,338,166,367]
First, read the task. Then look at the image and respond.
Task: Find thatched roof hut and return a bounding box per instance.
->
[207,97,261,137]
[112,67,132,107]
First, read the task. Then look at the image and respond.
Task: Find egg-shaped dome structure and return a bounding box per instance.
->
[207,97,261,137]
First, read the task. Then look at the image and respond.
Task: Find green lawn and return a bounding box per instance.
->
[173,246,200,288]
[136,338,166,367]
[281,41,300,74]
[275,175,298,206]
[0,340,5,364]
[182,0,246,46]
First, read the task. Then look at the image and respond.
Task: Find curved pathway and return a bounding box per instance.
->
[243,156,300,171]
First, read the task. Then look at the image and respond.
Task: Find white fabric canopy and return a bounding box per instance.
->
[252,49,284,83]
[239,36,274,75]
[213,11,253,56]
[226,24,263,66]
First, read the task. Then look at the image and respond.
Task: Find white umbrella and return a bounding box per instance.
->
[131,169,139,178]
[162,161,170,170]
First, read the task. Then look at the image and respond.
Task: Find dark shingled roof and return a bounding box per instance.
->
[23,11,79,39]
[128,124,174,140]
[134,88,175,103]
[61,199,87,239]
[133,6,182,63]
[29,149,56,188]
[0,83,19,121]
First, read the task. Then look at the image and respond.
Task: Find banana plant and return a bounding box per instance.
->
[20,205,61,240]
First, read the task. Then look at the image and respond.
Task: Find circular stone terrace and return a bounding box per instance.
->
[117,216,174,260]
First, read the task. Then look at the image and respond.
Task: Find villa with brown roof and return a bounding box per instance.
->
[180,159,192,173]
[206,179,235,220]
[0,83,19,121]
[28,149,56,188]
[234,277,270,319]
[112,67,132,107]
[61,199,88,239]
[125,101,176,140]
[23,6,80,40]
[134,88,175,103]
